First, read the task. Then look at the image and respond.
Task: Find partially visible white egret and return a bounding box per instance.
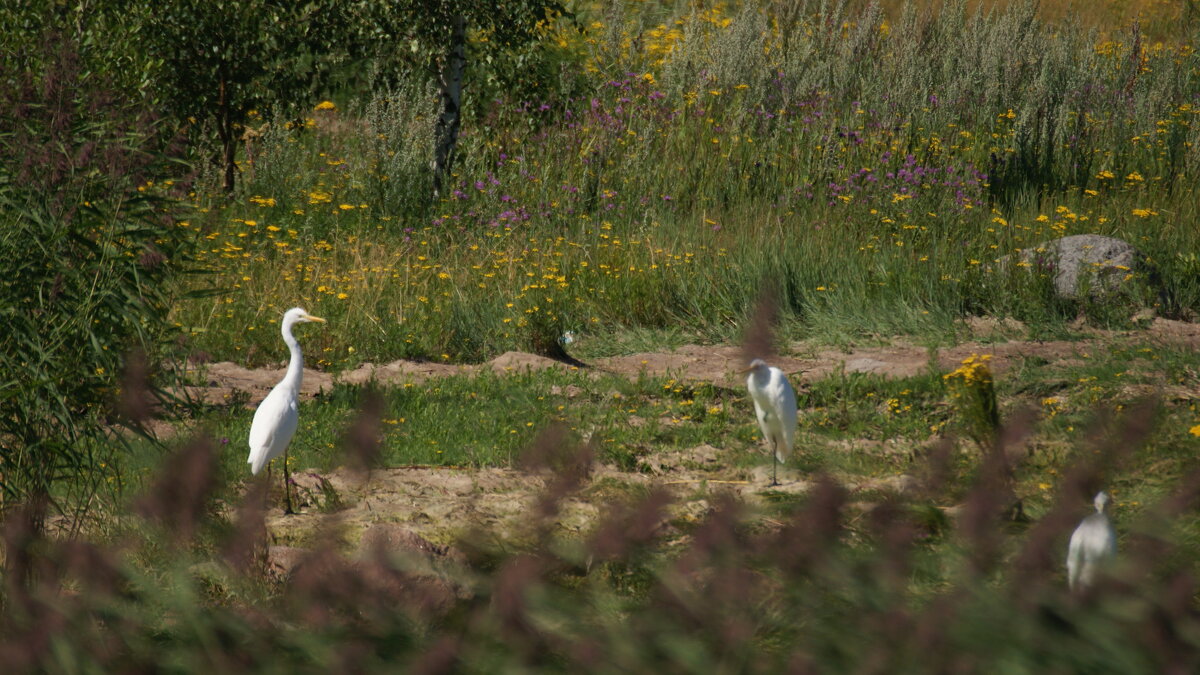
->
[741,358,797,487]
[1066,491,1117,591]
[248,307,326,513]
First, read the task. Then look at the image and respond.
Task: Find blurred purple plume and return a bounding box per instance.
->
[341,387,386,477]
[134,435,218,544]
[118,348,154,425]
[741,282,780,364]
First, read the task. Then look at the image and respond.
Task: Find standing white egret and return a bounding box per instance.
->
[1066,491,1118,591]
[248,307,326,513]
[741,358,798,487]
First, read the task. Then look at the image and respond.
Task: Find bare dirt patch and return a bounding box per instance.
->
[486,351,576,374]
[190,319,1200,407]
[272,442,825,551]
[592,318,1200,383]
[337,360,466,387]
[186,362,333,407]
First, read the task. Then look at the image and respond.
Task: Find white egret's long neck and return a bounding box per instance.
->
[748,367,769,387]
[281,320,304,392]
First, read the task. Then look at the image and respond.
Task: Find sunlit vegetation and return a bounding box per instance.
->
[3,0,1200,671]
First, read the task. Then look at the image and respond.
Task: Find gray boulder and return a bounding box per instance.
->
[1012,234,1156,301]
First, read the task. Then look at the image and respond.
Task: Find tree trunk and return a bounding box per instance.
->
[222,131,237,194]
[431,13,466,198]
[217,74,237,194]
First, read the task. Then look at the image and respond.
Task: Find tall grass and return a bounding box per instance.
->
[0,28,194,516]
[176,0,1200,366]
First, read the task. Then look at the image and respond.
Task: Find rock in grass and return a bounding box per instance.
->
[1005,234,1158,301]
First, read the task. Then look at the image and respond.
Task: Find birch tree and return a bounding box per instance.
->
[363,0,566,197]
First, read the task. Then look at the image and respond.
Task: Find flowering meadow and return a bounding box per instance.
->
[176,0,1200,367]
[6,1,1200,671]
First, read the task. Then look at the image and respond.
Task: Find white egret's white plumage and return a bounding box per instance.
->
[248,307,325,512]
[742,358,798,486]
[1066,491,1117,591]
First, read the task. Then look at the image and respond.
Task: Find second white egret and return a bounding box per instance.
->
[1066,491,1118,591]
[248,306,326,513]
[742,358,798,487]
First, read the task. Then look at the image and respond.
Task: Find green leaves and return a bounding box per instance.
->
[0,29,196,512]
[135,0,359,191]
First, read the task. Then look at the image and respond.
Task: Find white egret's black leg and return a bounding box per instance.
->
[283,450,294,515]
[770,439,780,487]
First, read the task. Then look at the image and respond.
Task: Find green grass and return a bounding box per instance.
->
[114,367,753,487]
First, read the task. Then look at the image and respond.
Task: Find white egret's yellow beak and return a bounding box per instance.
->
[303,314,326,323]
[736,365,755,374]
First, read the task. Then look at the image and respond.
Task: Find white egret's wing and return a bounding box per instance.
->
[1103,518,1118,558]
[248,386,298,474]
[1067,513,1117,590]
[1066,522,1084,590]
[774,371,798,449]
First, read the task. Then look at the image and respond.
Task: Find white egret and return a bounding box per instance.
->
[741,358,798,487]
[1066,491,1117,591]
[248,307,326,513]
